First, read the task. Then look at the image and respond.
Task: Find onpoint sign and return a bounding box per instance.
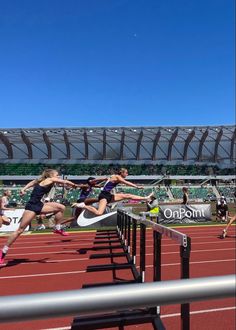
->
[164,207,205,219]
[159,204,212,223]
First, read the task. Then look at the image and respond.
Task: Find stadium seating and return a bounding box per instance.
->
[170,187,214,201]
[0,163,234,176]
[217,186,236,200]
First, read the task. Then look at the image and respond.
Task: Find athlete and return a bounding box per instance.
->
[72,168,154,217]
[61,176,107,225]
[0,169,77,266]
[0,190,15,228]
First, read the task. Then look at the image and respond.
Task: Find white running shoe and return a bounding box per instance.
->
[72,202,85,208]
[220,229,227,239]
[36,224,46,230]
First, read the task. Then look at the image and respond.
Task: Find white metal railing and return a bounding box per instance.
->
[0,275,235,324]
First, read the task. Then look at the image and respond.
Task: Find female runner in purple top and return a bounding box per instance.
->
[61,176,106,225]
[73,168,154,217]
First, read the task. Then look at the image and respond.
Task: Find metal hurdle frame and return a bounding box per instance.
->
[116,210,192,330]
[71,209,192,329]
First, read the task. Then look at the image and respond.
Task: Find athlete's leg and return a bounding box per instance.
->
[41,202,65,224]
[0,215,10,228]
[2,216,10,225]
[61,207,82,225]
[113,192,154,202]
[0,210,36,264]
[84,198,99,205]
[83,199,108,216]
[5,210,35,247]
[221,214,236,238]
[61,198,99,225]
[82,192,154,216]
[41,202,68,236]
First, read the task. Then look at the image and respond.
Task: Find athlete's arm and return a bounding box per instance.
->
[93,177,107,184]
[75,183,88,189]
[0,197,5,209]
[88,178,107,188]
[51,178,77,188]
[20,180,37,195]
[117,176,143,189]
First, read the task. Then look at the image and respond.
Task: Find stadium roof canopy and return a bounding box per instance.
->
[0,125,235,167]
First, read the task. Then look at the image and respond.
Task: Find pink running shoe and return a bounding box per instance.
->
[53,229,69,236]
[0,251,6,266]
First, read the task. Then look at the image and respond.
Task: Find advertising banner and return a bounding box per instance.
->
[0,209,29,232]
[159,204,212,224]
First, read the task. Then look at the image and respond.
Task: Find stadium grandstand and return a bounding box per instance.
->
[0,125,235,206]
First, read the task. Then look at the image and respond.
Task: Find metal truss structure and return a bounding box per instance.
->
[0,125,235,166]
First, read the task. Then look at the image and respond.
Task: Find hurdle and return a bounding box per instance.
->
[71,209,192,329]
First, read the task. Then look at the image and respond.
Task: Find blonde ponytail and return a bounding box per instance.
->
[37,169,57,183]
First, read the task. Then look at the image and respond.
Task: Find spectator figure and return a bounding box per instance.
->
[182,187,189,205]
[216,198,229,222]
[220,193,226,202]
[147,195,159,214]
[146,195,159,222]
[0,190,15,228]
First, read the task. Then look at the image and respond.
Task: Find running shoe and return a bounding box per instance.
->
[35,224,46,231]
[0,251,5,266]
[53,229,69,236]
[72,202,85,208]
[220,229,227,239]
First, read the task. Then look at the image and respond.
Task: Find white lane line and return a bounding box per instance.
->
[1,257,88,265]
[6,250,79,256]
[4,243,98,250]
[4,239,236,251]
[1,258,235,280]
[145,258,236,268]
[3,229,234,245]
[6,246,235,258]
[2,249,235,267]
[42,327,70,330]
[161,306,236,318]
[0,269,86,279]
[10,237,96,245]
[9,234,234,248]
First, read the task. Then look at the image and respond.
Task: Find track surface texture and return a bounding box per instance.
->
[0,224,235,330]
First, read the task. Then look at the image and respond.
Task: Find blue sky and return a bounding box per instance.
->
[0,0,234,128]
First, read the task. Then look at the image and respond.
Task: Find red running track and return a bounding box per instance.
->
[0,225,235,330]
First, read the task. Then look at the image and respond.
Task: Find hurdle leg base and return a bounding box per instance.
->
[71,309,165,330]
